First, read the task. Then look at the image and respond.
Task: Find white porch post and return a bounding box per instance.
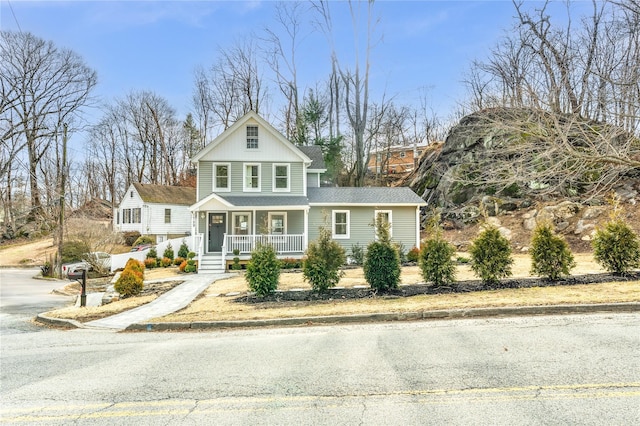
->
[415,206,421,249]
[303,207,309,251]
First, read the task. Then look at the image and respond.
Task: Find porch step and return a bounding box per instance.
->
[199,254,226,273]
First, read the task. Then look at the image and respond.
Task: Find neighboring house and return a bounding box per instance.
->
[114,183,196,243]
[190,111,426,272]
[367,143,429,175]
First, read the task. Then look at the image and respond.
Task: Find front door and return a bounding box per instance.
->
[208,213,226,252]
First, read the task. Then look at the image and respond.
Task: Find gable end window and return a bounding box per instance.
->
[214,163,230,191]
[243,163,261,192]
[273,164,290,192]
[332,210,350,239]
[247,125,258,149]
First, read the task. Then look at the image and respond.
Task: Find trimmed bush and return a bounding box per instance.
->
[592,219,640,274]
[303,227,346,293]
[174,256,185,266]
[407,247,420,264]
[115,259,145,298]
[245,243,280,296]
[281,258,302,269]
[147,247,158,259]
[184,259,197,273]
[122,231,141,246]
[163,243,174,261]
[178,241,189,259]
[144,258,157,269]
[530,223,575,280]
[363,219,400,291]
[350,244,364,265]
[187,251,196,260]
[419,236,456,287]
[160,257,172,267]
[469,226,513,285]
[179,260,188,272]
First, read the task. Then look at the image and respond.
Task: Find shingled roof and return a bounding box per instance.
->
[308,187,425,205]
[298,145,326,170]
[132,183,196,206]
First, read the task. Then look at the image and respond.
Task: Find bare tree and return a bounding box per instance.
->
[0,31,97,222]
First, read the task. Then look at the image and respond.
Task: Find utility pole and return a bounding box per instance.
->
[57,123,68,278]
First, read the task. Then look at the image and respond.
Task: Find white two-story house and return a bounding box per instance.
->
[190,111,426,272]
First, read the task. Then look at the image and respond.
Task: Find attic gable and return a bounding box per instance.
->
[191,111,311,164]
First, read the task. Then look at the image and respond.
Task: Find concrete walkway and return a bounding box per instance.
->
[84,273,229,330]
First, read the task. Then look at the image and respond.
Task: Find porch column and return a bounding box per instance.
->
[415,206,421,249]
[303,208,309,251]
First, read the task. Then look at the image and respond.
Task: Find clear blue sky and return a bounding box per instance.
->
[1,1,582,128]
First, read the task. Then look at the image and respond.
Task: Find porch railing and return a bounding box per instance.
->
[224,234,305,255]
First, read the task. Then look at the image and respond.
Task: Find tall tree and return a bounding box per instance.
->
[0,31,97,221]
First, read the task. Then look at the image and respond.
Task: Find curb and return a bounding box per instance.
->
[35,313,85,329]
[125,302,640,331]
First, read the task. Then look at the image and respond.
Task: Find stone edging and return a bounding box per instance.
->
[124,302,640,332]
[35,313,85,329]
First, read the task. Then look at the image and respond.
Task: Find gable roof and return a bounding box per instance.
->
[308,187,426,206]
[298,145,326,171]
[132,183,196,206]
[190,110,312,165]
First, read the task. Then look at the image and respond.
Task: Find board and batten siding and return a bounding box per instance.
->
[308,205,419,251]
[199,161,305,199]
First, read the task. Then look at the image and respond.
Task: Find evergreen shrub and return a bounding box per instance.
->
[163,243,174,261]
[364,219,400,291]
[419,236,456,287]
[530,223,575,280]
[592,219,640,274]
[303,227,346,293]
[178,241,189,259]
[469,226,513,285]
[245,243,280,296]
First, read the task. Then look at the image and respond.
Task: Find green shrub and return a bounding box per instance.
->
[394,242,407,264]
[162,243,174,261]
[350,244,364,265]
[530,223,575,280]
[303,227,346,293]
[407,247,420,263]
[114,269,144,298]
[178,240,189,259]
[245,243,280,296]
[144,258,157,269]
[419,237,456,287]
[174,256,185,266]
[456,256,470,264]
[122,231,141,246]
[61,240,91,263]
[132,235,154,247]
[187,251,196,260]
[160,257,172,267]
[184,259,197,273]
[592,219,640,274]
[147,247,158,259]
[281,258,302,269]
[469,226,513,285]
[231,249,242,270]
[363,219,400,291]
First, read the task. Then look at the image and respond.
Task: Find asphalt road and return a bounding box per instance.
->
[1,308,639,424]
[0,268,73,335]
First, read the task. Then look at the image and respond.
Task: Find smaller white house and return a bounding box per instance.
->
[114,183,196,243]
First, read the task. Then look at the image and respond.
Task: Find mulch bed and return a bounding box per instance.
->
[237,272,640,304]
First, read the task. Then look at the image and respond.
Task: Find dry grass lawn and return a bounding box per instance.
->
[42,253,640,324]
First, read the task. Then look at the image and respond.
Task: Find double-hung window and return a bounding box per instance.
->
[273,164,290,192]
[232,213,251,235]
[243,163,261,192]
[132,208,142,224]
[246,125,258,149]
[268,212,287,235]
[332,210,350,239]
[214,163,230,191]
[164,208,171,224]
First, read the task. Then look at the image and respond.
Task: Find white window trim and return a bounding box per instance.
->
[232,212,252,235]
[268,212,287,235]
[272,163,290,192]
[375,209,393,238]
[332,210,350,239]
[243,163,261,192]
[213,162,231,192]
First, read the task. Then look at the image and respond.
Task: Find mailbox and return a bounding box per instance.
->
[68,269,87,307]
